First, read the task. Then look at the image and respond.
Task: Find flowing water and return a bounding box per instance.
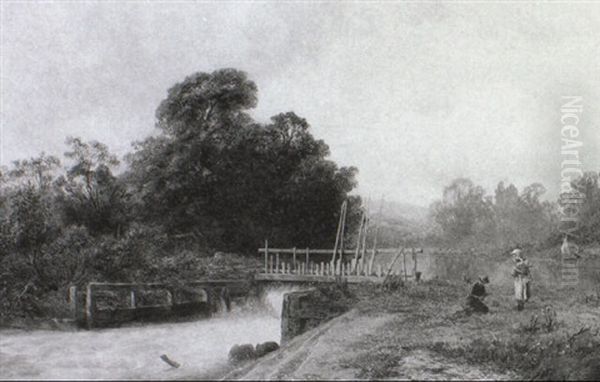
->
[0,288,296,380]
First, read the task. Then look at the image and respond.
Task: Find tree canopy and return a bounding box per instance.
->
[127,68,360,250]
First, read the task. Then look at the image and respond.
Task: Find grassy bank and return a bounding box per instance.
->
[345,277,600,380]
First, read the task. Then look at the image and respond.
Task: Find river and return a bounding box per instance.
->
[0,288,293,380]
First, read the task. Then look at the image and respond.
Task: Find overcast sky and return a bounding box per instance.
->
[2,1,599,206]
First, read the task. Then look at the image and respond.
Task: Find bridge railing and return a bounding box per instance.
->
[258,246,422,280]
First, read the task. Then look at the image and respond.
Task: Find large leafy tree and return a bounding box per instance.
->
[127,68,360,251]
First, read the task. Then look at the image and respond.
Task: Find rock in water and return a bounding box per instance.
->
[255,341,279,357]
[228,344,256,363]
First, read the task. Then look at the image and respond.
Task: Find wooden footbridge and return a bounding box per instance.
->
[255,245,423,284]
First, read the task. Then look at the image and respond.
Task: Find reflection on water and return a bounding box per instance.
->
[0,289,294,380]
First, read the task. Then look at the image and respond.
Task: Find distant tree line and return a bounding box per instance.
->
[428,174,600,248]
[0,68,361,321]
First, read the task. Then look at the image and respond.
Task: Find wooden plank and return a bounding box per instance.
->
[258,248,403,255]
[255,273,386,284]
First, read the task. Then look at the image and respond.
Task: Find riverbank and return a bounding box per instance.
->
[226,278,600,380]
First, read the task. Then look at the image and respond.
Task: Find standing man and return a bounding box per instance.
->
[511,248,531,311]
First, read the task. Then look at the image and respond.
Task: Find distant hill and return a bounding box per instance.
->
[379,200,429,226]
[360,199,431,246]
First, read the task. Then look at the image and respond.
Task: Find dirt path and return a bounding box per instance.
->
[225,309,518,380]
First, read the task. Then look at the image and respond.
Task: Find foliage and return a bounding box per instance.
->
[429,178,561,247]
[430,178,494,242]
[56,137,130,237]
[126,68,361,251]
[0,69,362,321]
[568,172,600,245]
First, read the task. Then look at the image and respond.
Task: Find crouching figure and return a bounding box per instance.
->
[465,276,490,314]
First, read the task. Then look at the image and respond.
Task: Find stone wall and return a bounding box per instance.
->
[281,288,350,343]
[81,280,251,328]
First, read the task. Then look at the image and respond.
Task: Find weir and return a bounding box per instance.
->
[79,280,251,329]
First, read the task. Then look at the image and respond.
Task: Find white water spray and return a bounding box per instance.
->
[0,287,306,380]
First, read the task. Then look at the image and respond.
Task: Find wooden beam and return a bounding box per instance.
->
[331,200,347,263]
[258,248,402,255]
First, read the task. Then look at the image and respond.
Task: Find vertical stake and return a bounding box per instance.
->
[305,247,309,268]
[292,247,297,274]
[403,249,408,283]
[264,239,269,274]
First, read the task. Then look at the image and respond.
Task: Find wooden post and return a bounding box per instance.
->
[377,264,382,278]
[305,248,309,268]
[68,285,77,317]
[292,247,297,273]
[320,262,325,276]
[403,249,408,283]
[270,255,274,274]
[264,239,269,274]
[413,248,418,278]
[85,283,94,329]
[369,249,377,276]
[353,210,366,269]
[275,252,280,274]
[369,196,384,274]
[361,208,370,262]
[130,290,136,308]
[281,262,286,274]
[332,200,348,263]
